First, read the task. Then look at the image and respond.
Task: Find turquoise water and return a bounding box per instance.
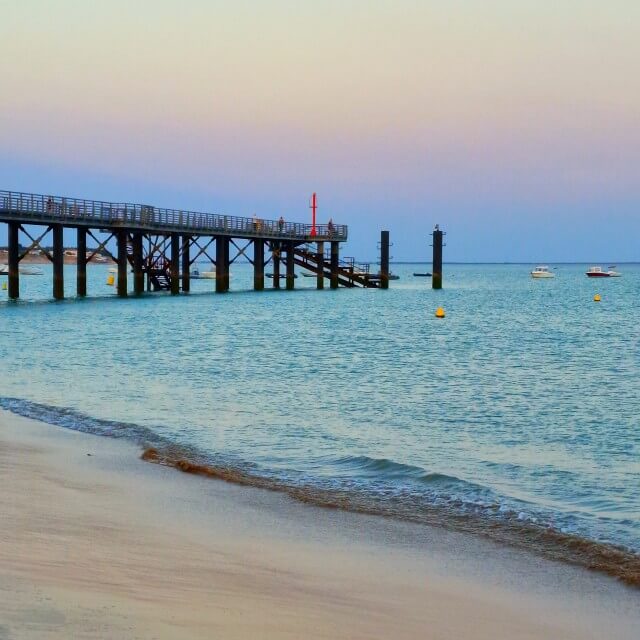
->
[1,263,639,559]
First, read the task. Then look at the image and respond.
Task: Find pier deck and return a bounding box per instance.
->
[0,189,390,299]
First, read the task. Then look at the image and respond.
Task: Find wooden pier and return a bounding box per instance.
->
[0,190,391,299]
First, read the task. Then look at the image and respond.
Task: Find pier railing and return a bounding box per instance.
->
[0,190,348,242]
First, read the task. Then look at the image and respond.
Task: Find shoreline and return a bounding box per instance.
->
[2,397,638,588]
[1,408,638,639]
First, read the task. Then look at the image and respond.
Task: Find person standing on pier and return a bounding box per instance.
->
[278,216,284,233]
[327,218,334,236]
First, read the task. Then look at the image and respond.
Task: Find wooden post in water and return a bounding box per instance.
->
[181,235,190,293]
[216,236,229,293]
[52,224,64,300]
[117,230,128,297]
[272,241,281,289]
[330,241,339,289]
[316,241,324,289]
[286,241,295,290]
[253,239,264,291]
[76,227,87,297]
[8,222,20,299]
[170,233,180,295]
[432,225,443,290]
[132,233,144,295]
[380,230,390,290]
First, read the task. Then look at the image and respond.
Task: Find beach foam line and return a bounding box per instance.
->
[139,446,640,588]
[1,397,638,588]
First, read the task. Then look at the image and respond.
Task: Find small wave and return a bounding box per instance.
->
[330,454,485,490]
[0,397,163,444]
[1,397,639,587]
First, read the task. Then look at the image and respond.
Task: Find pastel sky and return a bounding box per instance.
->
[1,0,638,261]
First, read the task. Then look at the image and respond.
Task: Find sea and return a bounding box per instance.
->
[1,263,639,582]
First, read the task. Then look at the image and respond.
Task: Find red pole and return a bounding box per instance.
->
[310,192,317,237]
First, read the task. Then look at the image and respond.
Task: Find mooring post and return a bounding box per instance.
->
[286,241,295,290]
[272,241,281,289]
[8,221,20,299]
[181,235,190,293]
[380,230,390,290]
[216,236,229,293]
[253,239,264,291]
[132,233,144,295]
[170,233,180,295]
[316,241,324,289]
[330,241,339,289]
[116,230,128,297]
[76,227,87,297]
[432,225,443,290]
[52,224,64,300]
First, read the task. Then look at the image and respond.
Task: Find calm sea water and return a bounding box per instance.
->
[1,263,639,557]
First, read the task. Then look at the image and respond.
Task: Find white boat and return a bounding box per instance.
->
[586,266,621,278]
[531,265,554,278]
[0,264,44,276]
[190,268,216,279]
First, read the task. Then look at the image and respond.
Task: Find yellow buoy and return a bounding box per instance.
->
[2,282,7,291]
[593,293,601,302]
[435,306,445,318]
[106,274,115,286]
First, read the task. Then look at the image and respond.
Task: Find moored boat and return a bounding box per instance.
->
[190,268,216,279]
[0,264,44,276]
[586,266,621,278]
[531,265,554,278]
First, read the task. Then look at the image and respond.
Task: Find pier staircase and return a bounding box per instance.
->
[292,244,379,288]
[126,241,172,291]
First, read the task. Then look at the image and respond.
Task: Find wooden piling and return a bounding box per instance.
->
[330,241,339,289]
[316,241,324,289]
[216,236,229,293]
[7,222,20,299]
[117,230,128,297]
[132,233,144,295]
[380,230,390,290]
[432,226,443,290]
[272,242,281,289]
[286,241,295,290]
[170,233,180,295]
[181,235,190,293]
[253,239,264,291]
[52,224,64,300]
[76,227,87,297]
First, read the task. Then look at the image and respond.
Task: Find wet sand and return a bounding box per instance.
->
[1,409,637,639]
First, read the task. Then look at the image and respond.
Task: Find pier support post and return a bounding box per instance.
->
[253,239,264,291]
[181,235,190,293]
[132,233,144,295]
[216,236,229,293]
[286,241,295,290]
[52,224,64,300]
[316,241,324,289]
[272,242,281,289]
[8,221,20,300]
[380,230,390,290]
[432,225,443,290]
[117,230,128,297]
[170,233,180,295]
[76,227,87,297]
[330,241,339,289]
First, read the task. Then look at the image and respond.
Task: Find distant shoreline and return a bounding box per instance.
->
[0,249,113,265]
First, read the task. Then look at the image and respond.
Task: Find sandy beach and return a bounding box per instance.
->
[0,408,637,639]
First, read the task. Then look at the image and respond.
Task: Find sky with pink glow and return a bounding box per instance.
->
[1,0,639,261]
